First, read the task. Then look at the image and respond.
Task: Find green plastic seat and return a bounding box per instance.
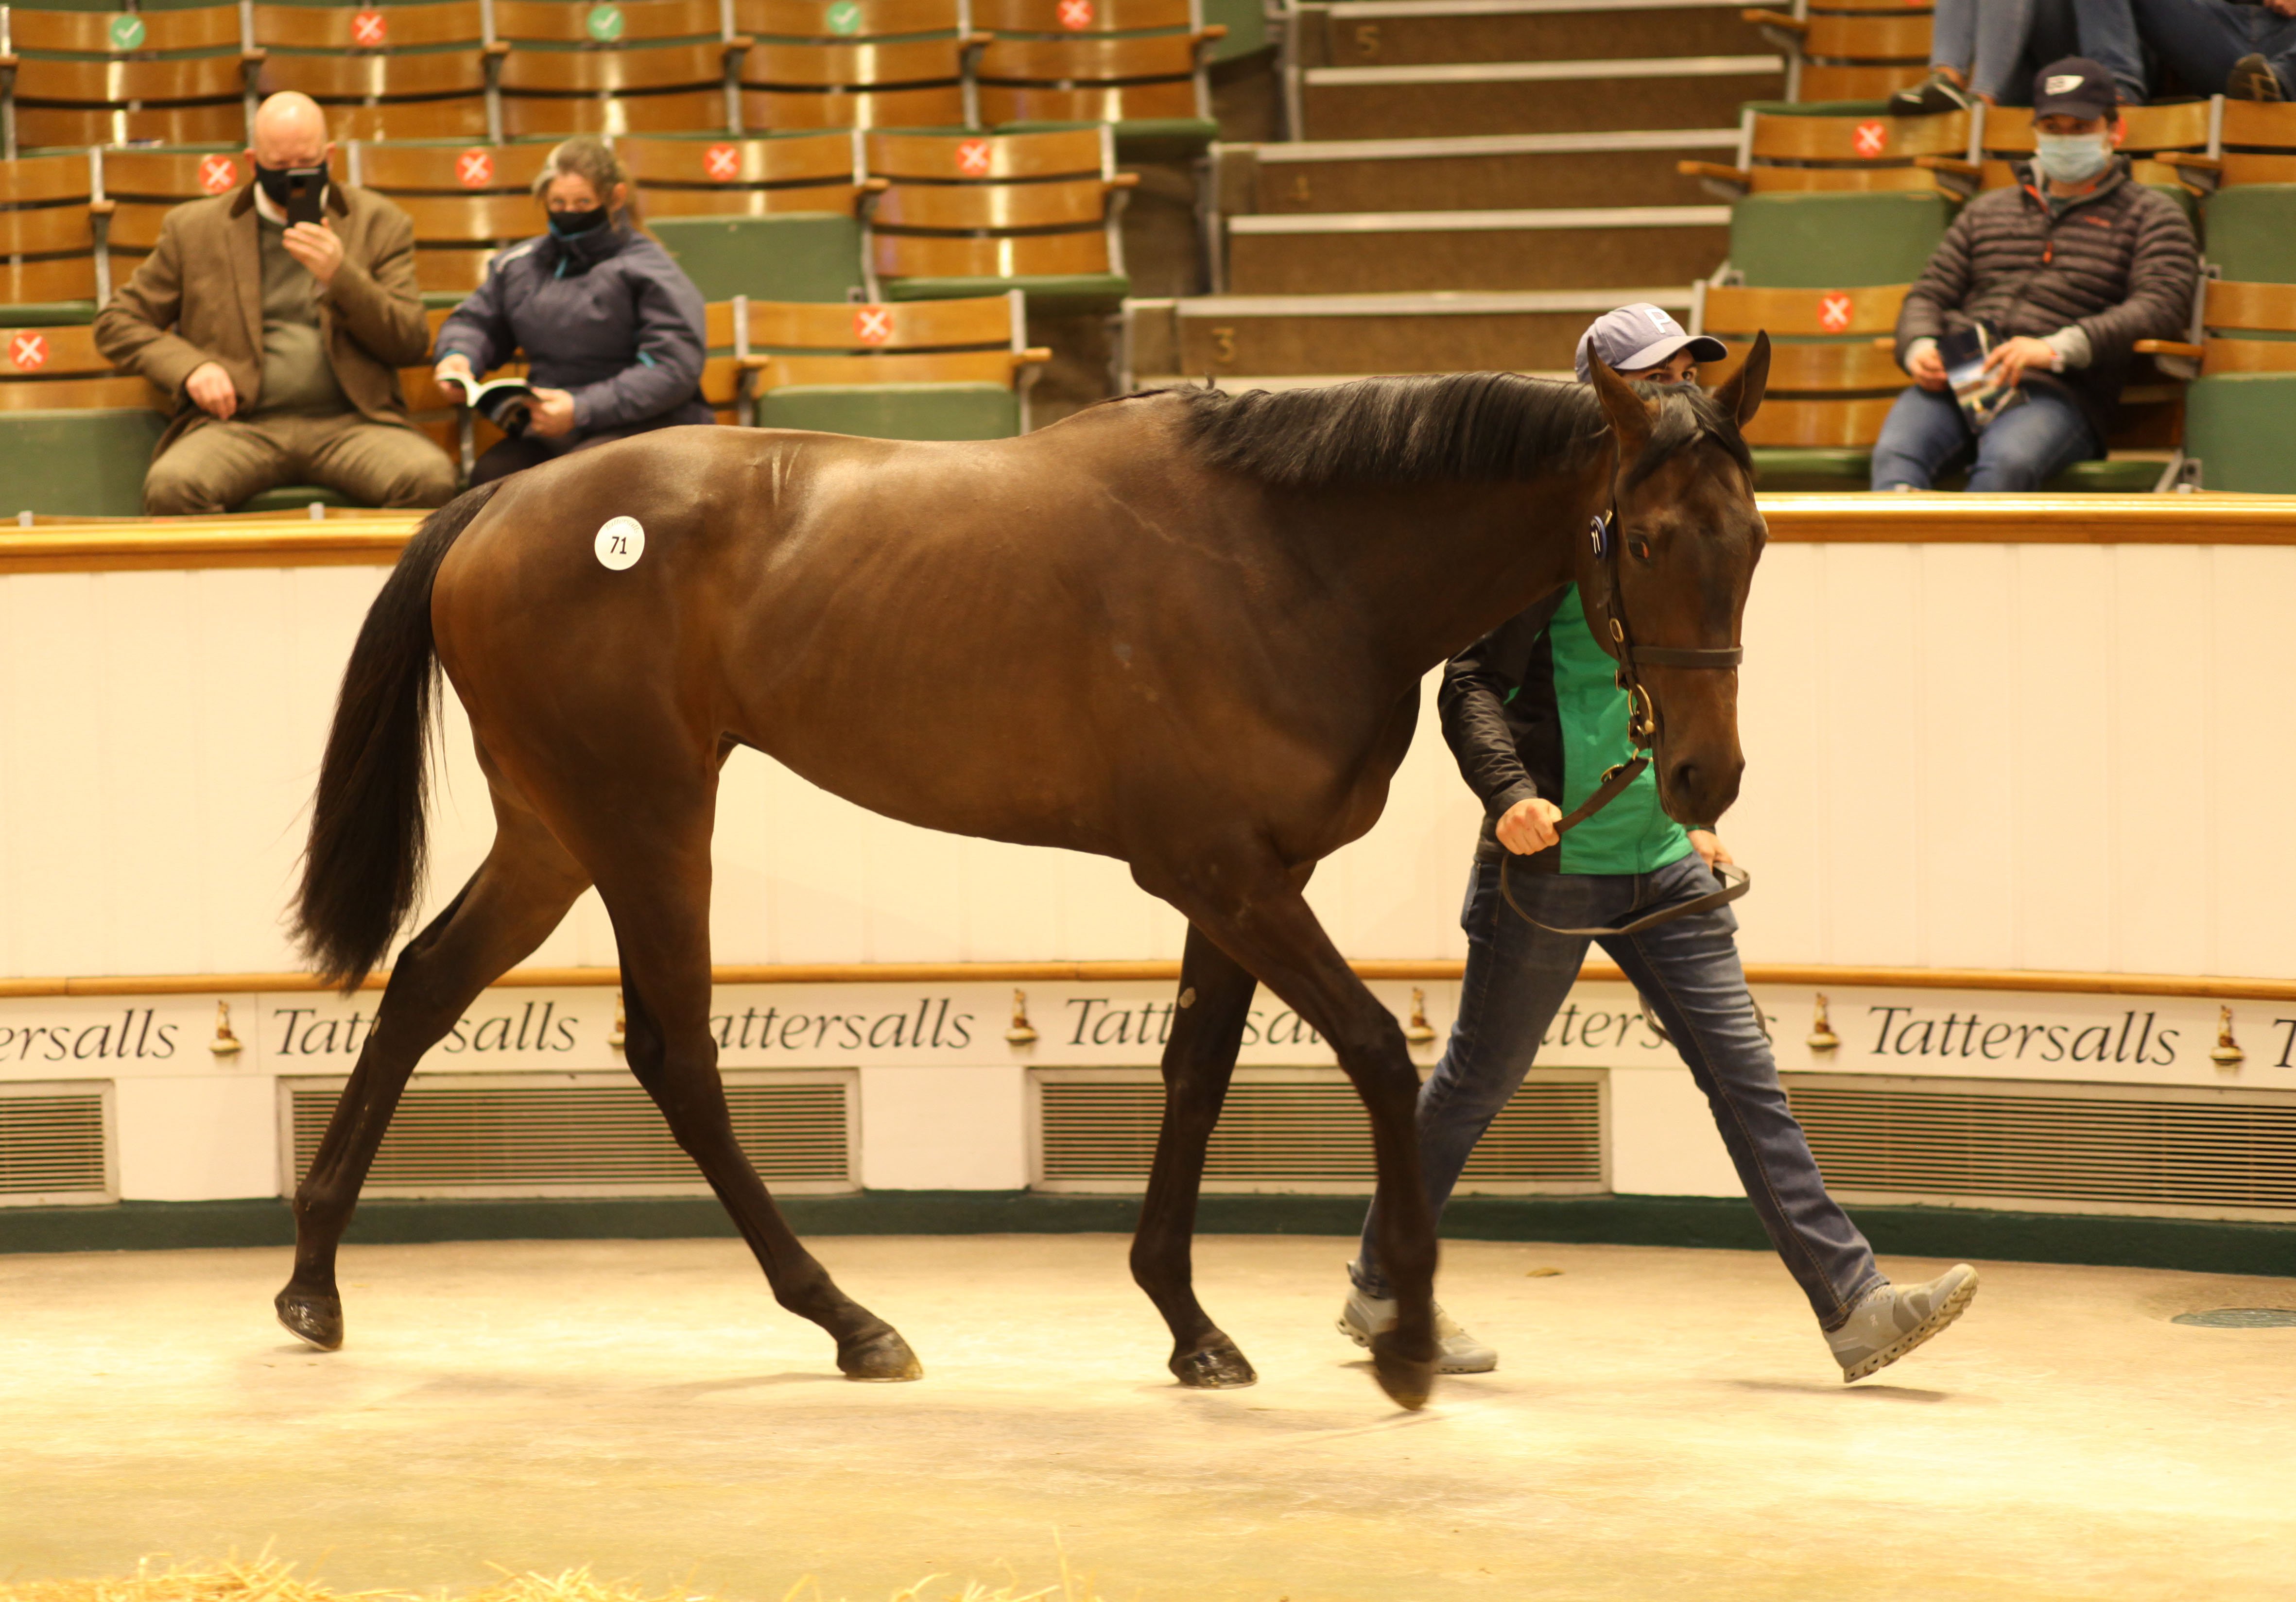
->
[235,484,358,514]
[2200,186,2296,284]
[881,272,1127,310]
[2185,372,2296,490]
[754,382,1020,441]
[994,116,1219,158]
[2045,457,2170,493]
[1730,191,1955,289]
[648,214,866,302]
[5,301,99,327]
[0,409,167,517]
[1746,448,1874,490]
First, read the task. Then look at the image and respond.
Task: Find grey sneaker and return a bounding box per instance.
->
[1337,1283,1497,1374]
[1826,1264,1979,1382]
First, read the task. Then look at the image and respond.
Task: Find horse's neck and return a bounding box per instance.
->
[1302,467,1607,680]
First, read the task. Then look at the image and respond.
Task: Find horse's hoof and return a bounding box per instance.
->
[838,1326,923,1382]
[1369,1329,1434,1411]
[1170,1333,1257,1389]
[275,1286,343,1352]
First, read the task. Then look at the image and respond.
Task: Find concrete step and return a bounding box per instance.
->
[1298,0,1769,70]
[1301,55,1785,139]
[1224,205,1728,295]
[1128,289,1699,382]
[1231,130,1741,215]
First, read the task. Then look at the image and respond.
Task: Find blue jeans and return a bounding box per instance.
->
[2132,0,2296,98]
[1353,851,1884,1331]
[1869,383,2101,492]
[1931,0,2148,103]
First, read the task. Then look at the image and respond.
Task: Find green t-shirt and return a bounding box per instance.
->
[1547,585,1696,877]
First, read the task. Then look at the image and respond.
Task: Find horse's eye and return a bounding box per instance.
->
[1627,535,1654,562]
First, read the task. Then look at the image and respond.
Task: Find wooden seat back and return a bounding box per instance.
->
[2198,279,2296,375]
[1698,283,1912,396]
[351,142,558,194]
[0,323,155,410]
[735,0,970,39]
[3,3,252,153]
[622,131,867,216]
[249,2,491,50]
[864,127,1109,182]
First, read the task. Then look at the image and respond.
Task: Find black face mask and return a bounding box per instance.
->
[547,207,609,239]
[254,163,326,207]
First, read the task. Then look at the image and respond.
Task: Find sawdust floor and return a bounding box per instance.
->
[1,1233,2291,1601]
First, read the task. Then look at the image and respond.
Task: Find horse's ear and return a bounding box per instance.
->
[1588,354,1655,463]
[1718,329,1770,427]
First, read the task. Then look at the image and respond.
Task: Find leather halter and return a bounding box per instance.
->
[1498,478,1751,943]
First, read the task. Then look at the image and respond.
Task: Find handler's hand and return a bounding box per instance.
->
[526,386,577,438]
[1982,334,2058,390]
[1497,796,1563,856]
[1907,343,1949,392]
[281,219,344,286]
[184,360,238,420]
[433,352,475,386]
[1689,829,1733,871]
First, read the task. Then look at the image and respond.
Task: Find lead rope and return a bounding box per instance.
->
[1497,484,1759,1044]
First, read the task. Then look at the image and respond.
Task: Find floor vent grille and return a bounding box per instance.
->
[284,1072,858,1198]
[1785,1074,2296,1220]
[0,1082,113,1206]
[1033,1068,1605,1194]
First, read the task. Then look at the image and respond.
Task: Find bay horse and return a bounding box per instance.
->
[282,343,1772,1410]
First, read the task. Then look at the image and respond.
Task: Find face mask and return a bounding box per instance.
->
[2033,132,2112,184]
[547,207,608,239]
[254,163,326,207]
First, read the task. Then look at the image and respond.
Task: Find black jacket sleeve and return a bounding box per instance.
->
[1437,591,1566,820]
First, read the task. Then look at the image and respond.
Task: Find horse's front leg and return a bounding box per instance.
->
[1130,922,1259,1388]
[1145,857,1438,1410]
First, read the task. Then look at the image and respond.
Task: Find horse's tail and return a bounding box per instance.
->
[293,480,505,992]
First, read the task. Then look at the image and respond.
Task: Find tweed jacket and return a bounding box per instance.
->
[1893,159,2198,440]
[94,180,432,453]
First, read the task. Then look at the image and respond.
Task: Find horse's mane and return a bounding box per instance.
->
[1170,371,1752,491]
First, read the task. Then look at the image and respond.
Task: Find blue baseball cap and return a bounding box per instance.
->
[1575,303,1727,382]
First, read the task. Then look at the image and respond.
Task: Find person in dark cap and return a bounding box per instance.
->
[1873,57,2197,492]
[2130,0,2296,102]
[1331,308,1980,1387]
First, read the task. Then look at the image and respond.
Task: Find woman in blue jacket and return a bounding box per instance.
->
[432,136,711,484]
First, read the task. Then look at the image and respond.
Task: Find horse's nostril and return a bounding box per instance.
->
[1671,762,1699,797]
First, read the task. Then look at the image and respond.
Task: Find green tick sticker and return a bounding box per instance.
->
[107,12,147,49]
[585,3,625,41]
[827,1,863,34]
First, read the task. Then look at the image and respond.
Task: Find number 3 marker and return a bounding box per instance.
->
[595,516,645,570]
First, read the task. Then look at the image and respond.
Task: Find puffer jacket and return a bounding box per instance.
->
[1893,159,2197,441]
[433,219,712,445]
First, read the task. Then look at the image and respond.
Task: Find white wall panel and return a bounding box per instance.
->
[0,545,2291,982]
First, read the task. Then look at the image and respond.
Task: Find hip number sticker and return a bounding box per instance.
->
[595,516,646,570]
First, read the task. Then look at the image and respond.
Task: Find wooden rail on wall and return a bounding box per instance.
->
[8,960,2296,1001]
[3,495,2295,574]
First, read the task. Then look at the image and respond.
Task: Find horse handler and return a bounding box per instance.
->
[1338,306,1979,1383]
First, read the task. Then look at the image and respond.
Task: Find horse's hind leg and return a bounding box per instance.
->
[277,790,591,1349]
[589,814,921,1382]
[1130,923,1259,1388]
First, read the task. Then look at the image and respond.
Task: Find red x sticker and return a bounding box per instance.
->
[854,306,894,345]
[9,333,48,371]
[198,154,237,194]
[351,8,387,45]
[704,142,741,180]
[1852,120,1888,158]
[457,149,494,187]
[956,137,992,176]
[1057,0,1093,27]
[1818,291,1853,332]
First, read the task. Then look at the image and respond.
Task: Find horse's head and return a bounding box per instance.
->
[1577,333,1770,829]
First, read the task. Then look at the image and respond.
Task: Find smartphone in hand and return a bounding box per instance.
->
[283,168,327,227]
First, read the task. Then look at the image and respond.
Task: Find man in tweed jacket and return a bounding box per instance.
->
[1872,56,2198,492]
[95,93,457,515]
